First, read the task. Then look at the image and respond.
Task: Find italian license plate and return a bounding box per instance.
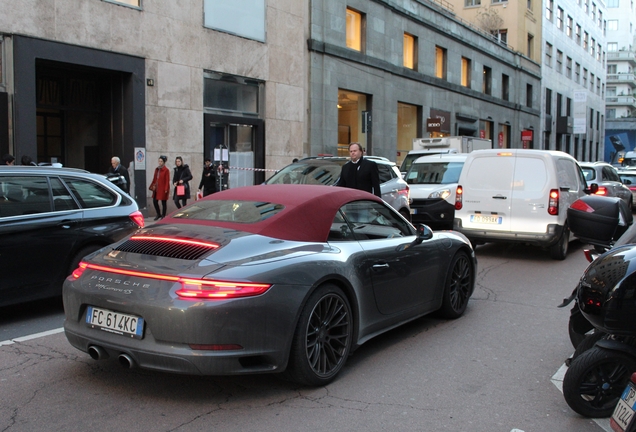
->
[410,209,417,214]
[470,214,502,224]
[611,382,636,432]
[86,306,144,339]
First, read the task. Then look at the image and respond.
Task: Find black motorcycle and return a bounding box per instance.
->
[561,195,636,418]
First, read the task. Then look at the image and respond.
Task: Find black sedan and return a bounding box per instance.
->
[0,165,144,307]
[63,184,475,385]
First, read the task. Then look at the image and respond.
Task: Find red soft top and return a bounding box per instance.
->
[162,184,384,242]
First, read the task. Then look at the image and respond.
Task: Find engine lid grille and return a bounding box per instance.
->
[114,235,220,260]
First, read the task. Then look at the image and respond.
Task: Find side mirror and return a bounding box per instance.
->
[586,183,599,194]
[413,224,433,246]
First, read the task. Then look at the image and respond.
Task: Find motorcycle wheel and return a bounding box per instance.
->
[571,331,606,363]
[563,346,636,418]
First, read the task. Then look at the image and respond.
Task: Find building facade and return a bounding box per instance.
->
[0,0,308,209]
[446,0,607,162]
[308,0,541,165]
[1,0,546,211]
[604,0,636,164]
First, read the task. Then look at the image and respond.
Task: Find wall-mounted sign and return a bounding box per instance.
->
[134,147,146,170]
[429,109,451,133]
[521,130,533,141]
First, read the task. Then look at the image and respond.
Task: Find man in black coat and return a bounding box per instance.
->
[198,158,218,197]
[335,142,381,197]
[109,156,130,193]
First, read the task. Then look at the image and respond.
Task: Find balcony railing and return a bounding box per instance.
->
[606,95,636,108]
[607,51,636,65]
[607,73,636,87]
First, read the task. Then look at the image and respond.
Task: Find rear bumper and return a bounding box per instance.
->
[410,199,454,229]
[452,219,564,247]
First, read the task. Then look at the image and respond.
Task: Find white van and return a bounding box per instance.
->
[453,149,590,260]
[406,153,468,230]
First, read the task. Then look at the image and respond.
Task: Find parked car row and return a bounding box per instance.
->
[0,165,144,307]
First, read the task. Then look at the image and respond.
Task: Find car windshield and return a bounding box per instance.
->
[172,200,284,223]
[405,162,464,185]
[266,162,344,186]
[581,167,597,182]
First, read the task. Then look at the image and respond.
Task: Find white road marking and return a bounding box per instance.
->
[552,359,613,432]
[0,327,64,346]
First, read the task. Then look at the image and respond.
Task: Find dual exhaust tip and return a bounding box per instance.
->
[88,345,135,369]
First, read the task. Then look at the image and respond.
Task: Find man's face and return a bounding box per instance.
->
[205,161,211,167]
[349,145,363,162]
[111,159,117,168]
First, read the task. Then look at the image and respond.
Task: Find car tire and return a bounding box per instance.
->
[550,224,570,260]
[437,251,473,319]
[67,245,103,277]
[284,283,353,386]
[563,346,636,418]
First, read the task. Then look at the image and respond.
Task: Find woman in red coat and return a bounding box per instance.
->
[149,155,170,220]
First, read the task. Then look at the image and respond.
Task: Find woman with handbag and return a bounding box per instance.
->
[149,155,170,220]
[172,156,193,209]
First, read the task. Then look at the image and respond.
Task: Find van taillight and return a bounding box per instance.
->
[548,189,559,215]
[455,185,463,210]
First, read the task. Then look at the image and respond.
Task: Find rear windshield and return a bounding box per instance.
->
[266,162,343,186]
[581,167,597,182]
[406,162,464,185]
[173,200,284,223]
[466,156,547,192]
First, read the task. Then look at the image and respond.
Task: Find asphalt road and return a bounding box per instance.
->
[0,241,614,431]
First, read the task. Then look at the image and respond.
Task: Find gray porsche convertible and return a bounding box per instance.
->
[63,184,476,386]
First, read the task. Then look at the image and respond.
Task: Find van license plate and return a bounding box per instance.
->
[611,383,636,432]
[470,215,502,224]
[86,306,144,339]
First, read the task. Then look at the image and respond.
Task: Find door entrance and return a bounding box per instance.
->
[204,114,265,186]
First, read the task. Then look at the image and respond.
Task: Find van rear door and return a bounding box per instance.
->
[459,151,514,232]
[508,153,552,234]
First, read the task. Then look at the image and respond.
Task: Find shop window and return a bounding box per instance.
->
[461,57,471,88]
[435,46,447,79]
[397,102,419,167]
[338,90,368,155]
[204,0,266,42]
[403,33,417,70]
[482,66,492,95]
[204,71,263,117]
[346,8,363,52]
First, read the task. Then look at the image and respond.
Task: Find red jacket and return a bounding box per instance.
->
[150,165,170,200]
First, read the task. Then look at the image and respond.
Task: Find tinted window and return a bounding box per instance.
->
[0,176,51,217]
[406,162,464,185]
[619,174,636,185]
[556,159,581,191]
[340,201,414,240]
[51,177,79,211]
[581,167,596,181]
[603,166,620,182]
[62,177,118,208]
[266,162,343,186]
[173,200,284,223]
[328,209,355,241]
[377,164,394,183]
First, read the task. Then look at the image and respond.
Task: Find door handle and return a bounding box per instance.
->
[372,263,390,269]
[492,195,507,200]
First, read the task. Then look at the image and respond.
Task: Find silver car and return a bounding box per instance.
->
[63,184,475,386]
[265,156,411,220]
[617,169,636,209]
[580,162,633,209]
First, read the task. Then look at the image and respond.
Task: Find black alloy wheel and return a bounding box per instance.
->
[438,251,473,319]
[285,284,353,386]
[563,346,636,418]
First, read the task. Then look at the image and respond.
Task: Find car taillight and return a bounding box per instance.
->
[455,185,463,210]
[130,211,145,228]
[398,184,410,201]
[69,262,271,299]
[594,186,608,196]
[548,189,559,215]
